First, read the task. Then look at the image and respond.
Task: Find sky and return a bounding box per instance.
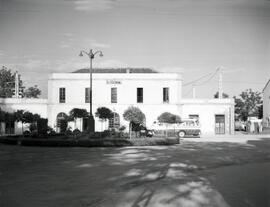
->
[0,0,269,98]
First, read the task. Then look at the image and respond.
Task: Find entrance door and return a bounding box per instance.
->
[215,115,225,134]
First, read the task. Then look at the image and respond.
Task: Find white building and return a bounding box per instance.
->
[0,68,235,136]
[263,79,270,127]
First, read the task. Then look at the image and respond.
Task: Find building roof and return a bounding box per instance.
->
[73,68,158,74]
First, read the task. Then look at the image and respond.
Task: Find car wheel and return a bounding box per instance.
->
[178,131,186,138]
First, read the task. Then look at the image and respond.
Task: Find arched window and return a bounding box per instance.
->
[109,113,120,129]
[56,112,68,133]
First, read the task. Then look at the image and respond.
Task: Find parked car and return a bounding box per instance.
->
[139,126,154,137]
[151,118,201,138]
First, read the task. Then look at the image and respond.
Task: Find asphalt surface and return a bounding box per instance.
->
[0,137,270,207]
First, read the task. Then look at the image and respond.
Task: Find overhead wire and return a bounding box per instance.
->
[183,68,219,87]
[195,69,219,86]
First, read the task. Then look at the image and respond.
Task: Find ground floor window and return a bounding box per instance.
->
[109,113,120,129]
[56,112,68,133]
[215,114,225,134]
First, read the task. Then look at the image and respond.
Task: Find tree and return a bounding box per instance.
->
[214,91,229,99]
[0,66,15,98]
[30,113,41,133]
[69,108,89,130]
[95,107,113,131]
[4,111,15,134]
[123,106,145,138]
[157,112,181,137]
[234,89,262,121]
[0,66,42,98]
[14,110,25,134]
[0,108,5,135]
[23,85,41,98]
[258,105,263,119]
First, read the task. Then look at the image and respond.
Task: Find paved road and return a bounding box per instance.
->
[0,137,270,207]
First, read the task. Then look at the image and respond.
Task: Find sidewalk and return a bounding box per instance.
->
[182,132,270,143]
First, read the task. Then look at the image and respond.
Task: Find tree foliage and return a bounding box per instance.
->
[69,108,89,129]
[0,108,6,122]
[234,89,262,121]
[214,91,229,99]
[123,106,145,125]
[157,112,181,124]
[0,66,42,98]
[95,107,113,121]
[123,106,145,138]
[23,85,41,98]
[14,110,25,123]
[69,108,89,120]
[0,66,15,98]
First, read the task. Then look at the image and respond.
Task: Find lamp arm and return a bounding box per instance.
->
[93,50,102,56]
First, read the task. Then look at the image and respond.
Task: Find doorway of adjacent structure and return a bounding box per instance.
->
[215,115,225,134]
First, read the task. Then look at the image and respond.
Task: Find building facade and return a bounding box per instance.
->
[1,68,235,136]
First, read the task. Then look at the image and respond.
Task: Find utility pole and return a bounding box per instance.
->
[14,71,19,98]
[218,67,223,99]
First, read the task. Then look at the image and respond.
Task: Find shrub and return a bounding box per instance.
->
[37,118,48,136]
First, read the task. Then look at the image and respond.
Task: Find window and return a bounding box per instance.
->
[111,87,117,103]
[109,113,120,128]
[163,87,169,103]
[85,88,90,103]
[137,88,143,103]
[59,88,65,103]
[56,112,68,133]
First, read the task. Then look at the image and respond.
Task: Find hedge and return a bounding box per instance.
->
[0,137,179,147]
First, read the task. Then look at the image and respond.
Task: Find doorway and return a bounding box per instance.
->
[215,115,225,134]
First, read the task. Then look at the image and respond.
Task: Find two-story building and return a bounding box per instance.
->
[47,68,234,135]
[1,68,235,136]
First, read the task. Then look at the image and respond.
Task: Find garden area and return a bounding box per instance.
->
[0,106,181,147]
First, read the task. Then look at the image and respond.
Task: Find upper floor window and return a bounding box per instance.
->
[111,87,117,103]
[59,88,65,103]
[85,88,90,103]
[163,87,169,103]
[137,88,143,103]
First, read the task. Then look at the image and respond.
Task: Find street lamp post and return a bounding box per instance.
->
[79,49,103,133]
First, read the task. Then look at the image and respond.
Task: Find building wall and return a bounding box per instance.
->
[0,98,48,135]
[0,98,48,117]
[47,73,182,131]
[263,81,270,127]
[180,99,235,135]
[0,72,235,136]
